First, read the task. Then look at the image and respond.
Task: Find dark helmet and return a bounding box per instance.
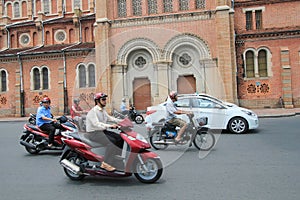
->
[169,91,178,99]
[73,98,80,104]
[41,97,51,104]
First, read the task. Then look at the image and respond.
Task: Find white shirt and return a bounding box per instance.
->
[166,96,178,121]
[86,105,121,132]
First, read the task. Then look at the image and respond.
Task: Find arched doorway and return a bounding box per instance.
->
[177,75,196,94]
[133,78,151,111]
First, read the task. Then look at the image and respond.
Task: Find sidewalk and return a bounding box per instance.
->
[0,108,300,122]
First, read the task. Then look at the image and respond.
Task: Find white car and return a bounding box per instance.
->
[145,94,259,134]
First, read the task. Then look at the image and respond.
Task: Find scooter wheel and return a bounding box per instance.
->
[63,153,85,181]
[149,131,168,150]
[133,158,163,184]
[134,114,144,124]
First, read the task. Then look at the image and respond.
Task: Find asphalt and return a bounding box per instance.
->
[1,108,300,122]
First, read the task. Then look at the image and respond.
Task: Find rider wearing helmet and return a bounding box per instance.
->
[70,98,87,131]
[166,91,192,144]
[36,97,61,148]
[85,92,123,172]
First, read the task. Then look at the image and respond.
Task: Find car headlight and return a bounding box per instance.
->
[241,110,256,116]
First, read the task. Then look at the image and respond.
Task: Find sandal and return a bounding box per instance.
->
[174,138,185,145]
[100,162,116,172]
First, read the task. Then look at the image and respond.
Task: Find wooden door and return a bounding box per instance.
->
[177,75,196,94]
[133,78,151,110]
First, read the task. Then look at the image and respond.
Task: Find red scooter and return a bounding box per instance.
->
[20,116,78,154]
[59,118,163,183]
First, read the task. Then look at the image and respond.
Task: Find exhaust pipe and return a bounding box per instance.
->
[60,159,81,175]
[20,140,36,149]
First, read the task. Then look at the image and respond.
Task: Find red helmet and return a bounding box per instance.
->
[169,91,178,99]
[94,93,108,101]
[41,97,51,103]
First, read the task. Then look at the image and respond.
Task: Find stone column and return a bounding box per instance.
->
[280,48,293,108]
[215,5,237,103]
[94,0,112,106]
[58,60,65,115]
[111,64,127,109]
[15,69,21,117]
[155,62,169,104]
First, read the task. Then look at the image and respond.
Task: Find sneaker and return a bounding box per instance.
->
[100,162,116,172]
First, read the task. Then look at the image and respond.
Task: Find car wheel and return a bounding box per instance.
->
[228,117,248,134]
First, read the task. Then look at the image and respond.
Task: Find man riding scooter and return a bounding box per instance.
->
[85,92,123,172]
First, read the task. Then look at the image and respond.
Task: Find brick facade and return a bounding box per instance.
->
[235,0,300,109]
[0,0,299,117]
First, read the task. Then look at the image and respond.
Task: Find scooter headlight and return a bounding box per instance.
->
[136,133,148,144]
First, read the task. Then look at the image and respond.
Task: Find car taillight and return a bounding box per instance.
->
[146,110,156,115]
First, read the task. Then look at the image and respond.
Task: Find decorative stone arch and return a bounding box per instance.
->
[113,38,161,111]
[163,33,214,94]
[116,38,160,65]
[163,33,211,61]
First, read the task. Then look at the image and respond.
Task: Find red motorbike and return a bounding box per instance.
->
[20,116,78,154]
[59,118,163,183]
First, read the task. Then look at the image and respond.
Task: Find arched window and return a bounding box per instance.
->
[78,64,86,88]
[148,0,157,14]
[13,2,20,18]
[258,49,267,77]
[179,0,189,11]
[45,31,51,45]
[133,0,142,16]
[245,51,254,78]
[195,0,205,9]
[33,68,41,90]
[0,70,7,92]
[88,64,95,87]
[244,48,271,78]
[163,0,173,13]
[118,0,127,18]
[32,66,49,90]
[84,27,90,42]
[43,0,50,14]
[73,0,81,9]
[42,67,49,89]
[6,3,13,18]
[77,63,96,88]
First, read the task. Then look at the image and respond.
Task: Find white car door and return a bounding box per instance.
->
[190,97,227,129]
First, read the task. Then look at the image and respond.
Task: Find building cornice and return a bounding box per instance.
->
[111,11,215,28]
[234,0,298,7]
[236,28,300,41]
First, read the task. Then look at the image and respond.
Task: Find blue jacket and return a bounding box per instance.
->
[36,106,52,127]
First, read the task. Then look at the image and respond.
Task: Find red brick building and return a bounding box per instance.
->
[234,0,300,108]
[0,0,299,117]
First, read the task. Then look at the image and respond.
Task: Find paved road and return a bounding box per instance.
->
[1,116,300,200]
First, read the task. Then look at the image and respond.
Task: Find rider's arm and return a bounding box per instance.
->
[106,111,122,124]
[87,108,115,131]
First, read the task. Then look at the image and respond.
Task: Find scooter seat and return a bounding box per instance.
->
[26,124,47,133]
[69,132,104,148]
